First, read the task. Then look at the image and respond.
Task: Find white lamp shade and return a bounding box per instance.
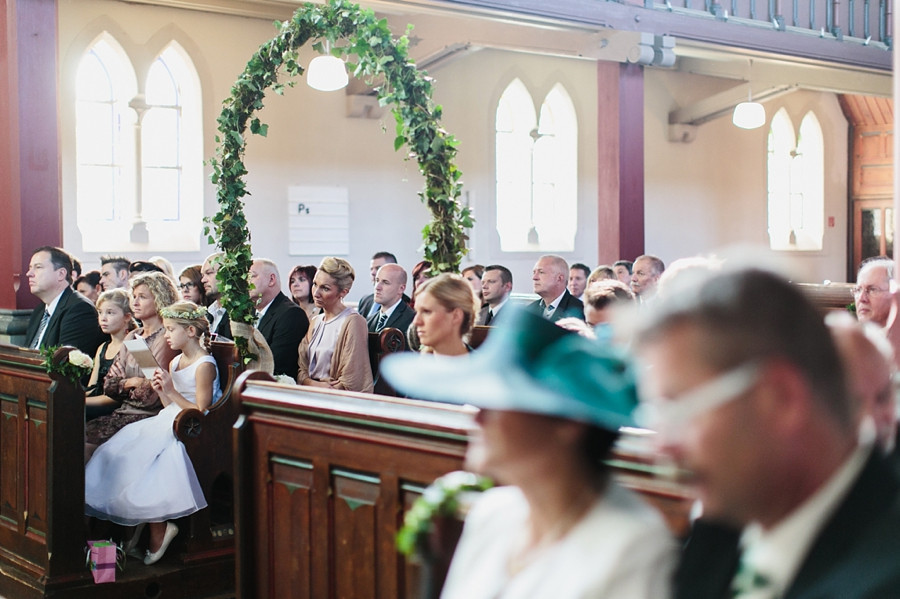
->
[306,55,349,92]
[732,101,766,129]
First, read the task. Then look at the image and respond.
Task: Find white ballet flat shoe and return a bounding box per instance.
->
[143,522,178,565]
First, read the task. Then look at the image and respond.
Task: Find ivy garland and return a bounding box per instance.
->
[208,0,471,361]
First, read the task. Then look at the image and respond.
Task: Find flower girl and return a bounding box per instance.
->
[84,301,221,565]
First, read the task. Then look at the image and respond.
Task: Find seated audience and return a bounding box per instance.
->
[71,257,83,281]
[587,264,616,288]
[382,308,675,598]
[828,312,898,453]
[85,301,221,566]
[568,262,591,300]
[297,257,373,392]
[613,259,633,285]
[74,270,103,304]
[410,260,433,308]
[85,272,179,456]
[583,279,635,341]
[527,255,584,322]
[854,256,893,328]
[201,253,232,340]
[24,246,106,356]
[412,273,478,356]
[288,264,319,320]
[367,264,414,334]
[461,264,485,304]
[99,255,130,291]
[250,259,309,380]
[178,265,208,307]
[85,289,137,419]
[148,255,175,279]
[630,255,665,303]
[635,267,900,599]
[358,251,402,318]
[476,264,513,326]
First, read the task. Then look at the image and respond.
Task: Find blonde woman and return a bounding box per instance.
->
[412,273,479,356]
[297,257,373,392]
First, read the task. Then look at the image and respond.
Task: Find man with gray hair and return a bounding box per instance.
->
[250,259,309,380]
[854,257,894,328]
[630,254,665,303]
[527,255,584,322]
[635,268,900,599]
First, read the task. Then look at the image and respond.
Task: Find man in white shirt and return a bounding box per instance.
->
[635,268,900,599]
[201,252,231,340]
[249,259,309,380]
[567,262,590,301]
[527,255,584,322]
[853,257,893,328]
[630,254,665,303]
[476,265,513,326]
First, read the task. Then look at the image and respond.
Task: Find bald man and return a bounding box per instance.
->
[250,259,309,380]
[527,255,584,322]
[366,264,414,334]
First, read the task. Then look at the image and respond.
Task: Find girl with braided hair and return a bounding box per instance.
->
[85,301,221,566]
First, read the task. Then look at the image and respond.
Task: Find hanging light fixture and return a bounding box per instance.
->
[306,40,348,92]
[732,59,765,130]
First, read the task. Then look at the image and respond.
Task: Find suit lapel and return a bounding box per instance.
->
[42,288,72,346]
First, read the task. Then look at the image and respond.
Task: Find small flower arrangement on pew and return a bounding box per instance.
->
[41,346,93,385]
[396,470,493,557]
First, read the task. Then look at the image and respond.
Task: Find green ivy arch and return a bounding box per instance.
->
[208,0,471,360]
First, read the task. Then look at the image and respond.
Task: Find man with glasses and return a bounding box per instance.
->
[853,257,894,328]
[635,268,900,599]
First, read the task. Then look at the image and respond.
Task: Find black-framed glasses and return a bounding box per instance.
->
[179,282,197,290]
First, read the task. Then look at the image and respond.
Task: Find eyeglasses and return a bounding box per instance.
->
[178,282,197,290]
[851,285,890,297]
[636,362,760,433]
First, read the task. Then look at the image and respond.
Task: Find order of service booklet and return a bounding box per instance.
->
[123,337,161,378]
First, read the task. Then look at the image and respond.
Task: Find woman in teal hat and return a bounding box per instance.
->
[383,308,675,598]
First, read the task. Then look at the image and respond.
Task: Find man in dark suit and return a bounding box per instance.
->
[250,259,309,380]
[526,255,584,322]
[201,252,232,340]
[24,246,106,356]
[476,264,513,326]
[635,268,900,599]
[366,264,414,335]
[357,251,399,318]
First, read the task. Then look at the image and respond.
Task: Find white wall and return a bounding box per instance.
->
[644,69,849,283]
[58,0,853,304]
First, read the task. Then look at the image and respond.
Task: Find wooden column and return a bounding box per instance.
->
[0,0,61,312]
[596,61,645,264]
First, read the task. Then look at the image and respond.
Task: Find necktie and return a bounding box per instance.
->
[31,310,50,349]
[484,309,494,326]
[544,304,555,319]
[375,311,389,332]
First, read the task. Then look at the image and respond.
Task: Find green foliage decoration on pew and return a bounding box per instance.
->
[208,0,470,362]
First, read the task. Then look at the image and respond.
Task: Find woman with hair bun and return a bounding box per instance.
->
[297,257,373,392]
[412,273,479,356]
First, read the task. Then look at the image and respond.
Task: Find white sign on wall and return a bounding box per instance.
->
[287,186,349,256]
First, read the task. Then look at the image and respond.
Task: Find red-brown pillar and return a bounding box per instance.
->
[0,0,61,311]
[596,61,645,264]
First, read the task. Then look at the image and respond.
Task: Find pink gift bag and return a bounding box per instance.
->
[87,540,118,583]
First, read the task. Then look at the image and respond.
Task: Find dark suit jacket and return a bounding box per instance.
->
[676,451,900,599]
[358,292,412,319]
[213,311,233,341]
[526,290,584,322]
[366,300,415,334]
[24,286,106,356]
[256,292,309,379]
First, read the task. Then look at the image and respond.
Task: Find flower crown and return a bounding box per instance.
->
[160,305,208,321]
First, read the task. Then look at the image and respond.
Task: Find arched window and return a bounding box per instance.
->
[496,80,577,252]
[75,35,136,230]
[74,36,203,251]
[767,108,824,251]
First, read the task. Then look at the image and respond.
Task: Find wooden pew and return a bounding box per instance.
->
[367,326,406,396]
[232,374,694,599]
[173,339,243,561]
[794,281,854,314]
[0,343,239,598]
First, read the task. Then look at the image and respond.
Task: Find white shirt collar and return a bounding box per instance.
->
[379,298,402,318]
[739,443,872,597]
[546,290,567,310]
[490,296,510,314]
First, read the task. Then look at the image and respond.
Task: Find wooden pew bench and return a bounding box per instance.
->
[367,326,407,396]
[232,373,694,599]
[0,343,240,598]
